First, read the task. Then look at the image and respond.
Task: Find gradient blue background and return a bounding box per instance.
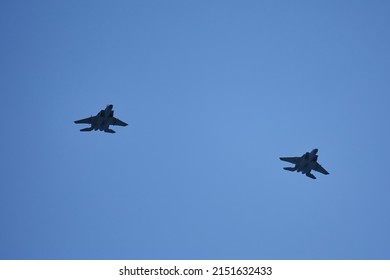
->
[1,0,389,259]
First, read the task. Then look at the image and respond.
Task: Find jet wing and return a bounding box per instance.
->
[74,116,94,124]
[279,157,300,164]
[111,117,128,127]
[313,163,329,175]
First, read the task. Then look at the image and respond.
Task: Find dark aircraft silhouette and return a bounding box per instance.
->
[280,148,329,179]
[74,104,128,133]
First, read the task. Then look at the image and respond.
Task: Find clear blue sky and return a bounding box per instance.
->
[1,0,389,259]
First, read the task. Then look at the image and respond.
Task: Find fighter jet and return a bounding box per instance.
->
[74,104,128,133]
[280,148,329,179]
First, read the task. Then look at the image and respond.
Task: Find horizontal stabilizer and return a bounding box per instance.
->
[283,167,296,172]
[104,128,115,133]
[80,127,93,132]
[306,173,316,179]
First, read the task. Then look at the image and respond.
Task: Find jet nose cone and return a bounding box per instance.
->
[312,148,319,154]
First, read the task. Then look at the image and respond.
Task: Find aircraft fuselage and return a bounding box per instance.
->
[92,105,114,131]
[295,149,318,174]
